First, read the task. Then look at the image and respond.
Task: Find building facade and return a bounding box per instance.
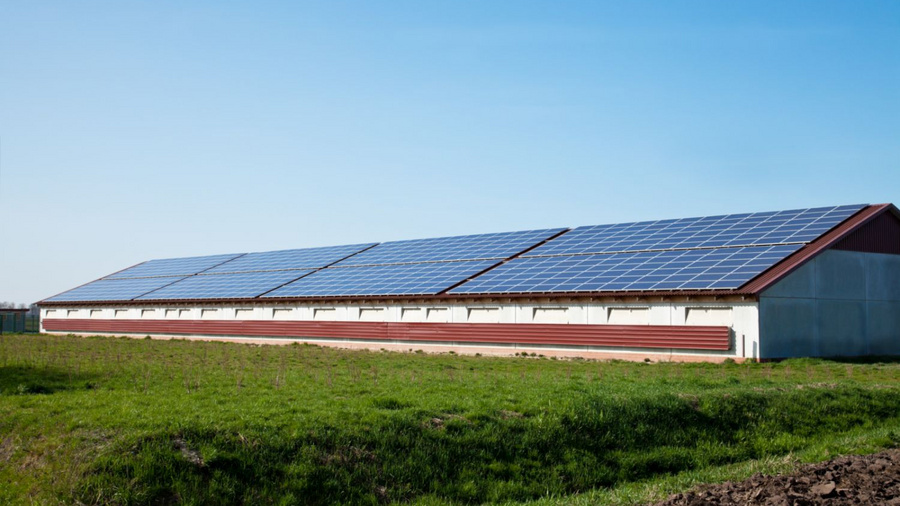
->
[39,204,900,361]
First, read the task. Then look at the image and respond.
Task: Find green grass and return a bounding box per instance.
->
[1,334,899,505]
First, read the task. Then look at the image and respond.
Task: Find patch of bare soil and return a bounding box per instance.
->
[653,449,900,505]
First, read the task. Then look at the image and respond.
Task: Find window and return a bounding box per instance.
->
[165,309,179,319]
[313,308,336,321]
[359,308,384,321]
[272,308,293,320]
[67,309,81,318]
[426,307,449,322]
[141,309,157,318]
[235,308,255,319]
[685,307,733,326]
[115,309,130,319]
[201,309,219,320]
[467,307,500,323]
[607,307,649,325]
[90,309,105,319]
[400,308,424,322]
[45,310,59,318]
[533,307,569,324]
[178,309,193,319]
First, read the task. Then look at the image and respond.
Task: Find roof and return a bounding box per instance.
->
[40,203,896,306]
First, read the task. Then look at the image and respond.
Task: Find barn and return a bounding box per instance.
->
[39,203,900,362]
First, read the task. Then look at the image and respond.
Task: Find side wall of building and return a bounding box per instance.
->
[42,300,759,361]
[759,250,900,359]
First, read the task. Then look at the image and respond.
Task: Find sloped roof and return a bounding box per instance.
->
[41,204,895,305]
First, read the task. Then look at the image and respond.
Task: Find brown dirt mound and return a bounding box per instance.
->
[653,449,900,505]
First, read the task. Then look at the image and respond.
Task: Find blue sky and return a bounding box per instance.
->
[1,1,898,304]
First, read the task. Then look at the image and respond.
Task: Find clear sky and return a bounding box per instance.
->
[1,1,898,304]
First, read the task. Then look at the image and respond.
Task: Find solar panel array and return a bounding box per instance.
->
[138,270,316,300]
[451,205,865,294]
[266,228,566,297]
[333,228,566,266]
[44,205,866,302]
[265,261,498,298]
[44,276,188,302]
[107,253,244,279]
[47,244,375,302]
[450,244,802,294]
[526,205,863,257]
[203,244,377,274]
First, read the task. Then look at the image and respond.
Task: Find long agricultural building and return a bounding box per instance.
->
[39,203,900,361]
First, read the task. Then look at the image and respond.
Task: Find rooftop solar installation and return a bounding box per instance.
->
[107,253,244,279]
[332,228,566,267]
[525,205,864,258]
[202,243,376,274]
[138,270,314,300]
[45,276,188,302]
[42,204,870,303]
[264,260,498,298]
[450,244,803,294]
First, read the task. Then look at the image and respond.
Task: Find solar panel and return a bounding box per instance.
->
[526,205,864,258]
[138,270,314,300]
[449,244,803,294]
[107,253,245,279]
[202,243,376,274]
[45,276,188,302]
[264,260,498,298]
[332,228,566,267]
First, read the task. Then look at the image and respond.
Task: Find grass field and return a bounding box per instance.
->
[1,334,899,505]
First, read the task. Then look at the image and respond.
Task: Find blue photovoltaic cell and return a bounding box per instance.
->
[450,244,803,294]
[138,270,314,300]
[333,228,566,267]
[203,243,377,274]
[264,260,498,297]
[107,253,245,279]
[526,205,864,257]
[45,276,188,302]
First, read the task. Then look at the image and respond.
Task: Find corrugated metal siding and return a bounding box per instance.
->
[831,211,900,255]
[42,319,732,351]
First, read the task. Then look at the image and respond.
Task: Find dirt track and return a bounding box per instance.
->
[653,449,900,505]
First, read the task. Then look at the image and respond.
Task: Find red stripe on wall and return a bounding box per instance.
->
[42,319,731,351]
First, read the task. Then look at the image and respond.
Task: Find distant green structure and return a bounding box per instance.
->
[0,308,31,333]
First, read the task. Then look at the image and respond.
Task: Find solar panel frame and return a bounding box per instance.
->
[137,270,316,300]
[264,260,499,298]
[45,276,189,302]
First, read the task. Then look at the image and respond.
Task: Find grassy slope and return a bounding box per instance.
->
[1,334,899,505]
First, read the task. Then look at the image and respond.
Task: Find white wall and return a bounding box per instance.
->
[42,299,759,357]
